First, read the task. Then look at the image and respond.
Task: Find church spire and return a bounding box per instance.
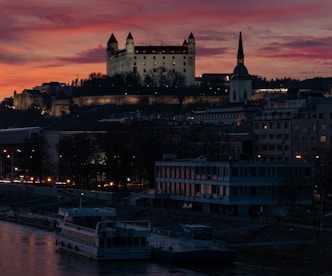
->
[237,32,244,64]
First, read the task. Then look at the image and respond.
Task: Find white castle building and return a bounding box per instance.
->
[106,32,195,86]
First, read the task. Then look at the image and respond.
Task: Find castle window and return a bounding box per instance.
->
[153,61,157,65]
[162,50,165,53]
[144,69,146,72]
[143,62,146,66]
[172,56,175,59]
[153,69,156,72]
[143,50,146,53]
[162,56,165,59]
[172,62,176,65]
[134,56,137,59]
[183,56,186,59]
[153,56,156,59]
[183,69,186,72]
[152,50,156,53]
[143,56,146,59]
[183,62,186,66]
[171,50,175,53]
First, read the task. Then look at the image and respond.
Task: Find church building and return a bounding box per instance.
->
[229,32,252,103]
[106,32,195,87]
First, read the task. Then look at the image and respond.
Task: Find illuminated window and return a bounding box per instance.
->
[172,61,176,65]
[153,61,157,65]
[320,136,327,142]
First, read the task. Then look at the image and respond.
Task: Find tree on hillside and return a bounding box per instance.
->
[143,67,186,88]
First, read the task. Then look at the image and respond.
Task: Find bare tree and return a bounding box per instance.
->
[143,67,186,88]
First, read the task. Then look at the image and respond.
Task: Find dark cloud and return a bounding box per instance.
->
[259,36,332,60]
[285,39,329,48]
[196,47,228,56]
[56,45,105,64]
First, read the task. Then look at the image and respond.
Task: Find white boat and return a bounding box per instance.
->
[151,224,236,264]
[55,207,152,261]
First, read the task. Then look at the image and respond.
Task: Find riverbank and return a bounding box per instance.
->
[1,192,332,274]
[114,205,332,274]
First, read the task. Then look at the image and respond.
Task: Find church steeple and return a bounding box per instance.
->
[237,32,244,64]
[229,32,252,104]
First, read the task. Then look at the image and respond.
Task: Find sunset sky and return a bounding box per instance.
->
[1,0,331,99]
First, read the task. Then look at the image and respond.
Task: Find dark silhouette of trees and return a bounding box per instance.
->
[143,67,186,88]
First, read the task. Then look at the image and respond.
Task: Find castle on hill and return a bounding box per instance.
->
[13,32,253,116]
[106,32,196,87]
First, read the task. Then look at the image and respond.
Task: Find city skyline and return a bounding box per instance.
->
[0,0,331,99]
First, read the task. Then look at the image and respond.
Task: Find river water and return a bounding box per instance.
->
[0,220,312,275]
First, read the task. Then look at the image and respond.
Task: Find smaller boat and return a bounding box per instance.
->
[0,209,17,222]
[55,207,152,261]
[151,224,236,264]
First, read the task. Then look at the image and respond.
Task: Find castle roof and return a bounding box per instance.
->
[108,33,118,44]
[114,45,188,56]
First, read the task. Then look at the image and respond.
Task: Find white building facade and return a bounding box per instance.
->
[106,33,195,86]
[154,157,313,216]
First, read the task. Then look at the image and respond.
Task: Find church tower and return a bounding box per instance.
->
[229,32,252,103]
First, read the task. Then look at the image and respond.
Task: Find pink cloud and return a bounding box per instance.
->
[0,0,332,98]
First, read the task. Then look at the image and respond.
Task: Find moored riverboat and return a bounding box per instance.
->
[55,207,152,261]
[151,224,236,264]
